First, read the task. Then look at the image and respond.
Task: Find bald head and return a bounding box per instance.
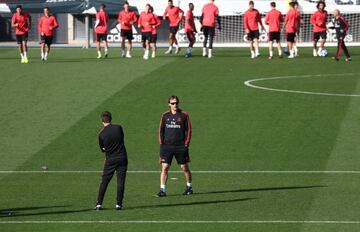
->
[333,9,340,17]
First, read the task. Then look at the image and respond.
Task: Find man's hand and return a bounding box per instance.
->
[245,29,250,34]
[41,32,44,36]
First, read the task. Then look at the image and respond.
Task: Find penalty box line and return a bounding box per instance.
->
[0,220,360,224]
[1,170,360,174]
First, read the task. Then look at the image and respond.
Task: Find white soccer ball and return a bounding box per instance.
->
[319,49,328,57]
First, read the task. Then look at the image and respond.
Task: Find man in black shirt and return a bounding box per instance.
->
[330,9,351,61]
[95,111,128,210]
[157,96,192,197]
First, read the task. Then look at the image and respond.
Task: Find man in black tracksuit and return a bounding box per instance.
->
[96,111,128,210]
[330,9,351,61]
[157,95,192,197]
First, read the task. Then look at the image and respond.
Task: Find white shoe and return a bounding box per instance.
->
[165,49,172,54]
[143,54,149,60]
[255,52,260,57]
[115,205,123,210]
[251,53,256,59]
[288,55,295,59]
[121,51,126,58]
[126,53,132,58]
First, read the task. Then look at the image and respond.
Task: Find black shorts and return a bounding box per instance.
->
[16,33,28,44]
[160,145,190,165]
[96,33,107,42]
[286,33,296,42]
[141,32,152,42]
[40,35,53,45]
[269,31,280,42]
[121,29,134,40]
[169,26,179,34]
[313,31,327,41]
[247,30,260,41]
[150,34,157,43]
[203,26,215,37]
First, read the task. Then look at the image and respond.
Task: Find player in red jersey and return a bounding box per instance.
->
[201,0,221,58]
[138,4,156,60]
[265,2,283,59]
[293,1,302,56]
[163,0,184,55]
[11,5,31,64]
[184,3,197,58]
[95,4,109,59]
[284,2,301,58]
[118,1,137,58]
[38,7,58,61]
[149,6,161,59]
[244,1,265,59]
[310,1,327,57]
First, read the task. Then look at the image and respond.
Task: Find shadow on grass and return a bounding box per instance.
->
[0,205,93,218]
[194,185,327,196]
[127,197,256,210]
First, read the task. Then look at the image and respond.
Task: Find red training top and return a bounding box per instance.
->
[201,3,219,27]
[185,10,196,32]
[118,10,138,31]
[244,8,263,31]
[152,14,162,35]
[163,6,184,27]
[95,11,108,34]
[38,15,59,36]
[12,12,30,35]
[285,8,301,33]
[265,9,283,32]
[138,11,156,32]
[310,10,327,32]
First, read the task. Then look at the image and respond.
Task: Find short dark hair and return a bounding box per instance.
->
[168,0,173,3]
[124,1,129,6]
[101,111,112,123]
[189,3,194,8]
[44,7,50,11]
[271,2,276,7]
[100,4,106,9]
[289,1,296,7]
[249,1,254,6]
[16,5,22,9]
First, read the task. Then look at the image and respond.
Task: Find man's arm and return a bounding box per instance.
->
[158,113,165,144]
[163,7,168,20]
[98,134,105,152]
[52,17,59,30]
[184,112,192,146]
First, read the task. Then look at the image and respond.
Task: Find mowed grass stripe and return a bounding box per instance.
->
[1,220,360,224]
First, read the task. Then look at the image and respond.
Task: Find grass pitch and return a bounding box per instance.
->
[0,47,360,231]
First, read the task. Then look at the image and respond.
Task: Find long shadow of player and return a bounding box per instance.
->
[0,205,93,218]
[127,197,256,210]
[194,185,327,196]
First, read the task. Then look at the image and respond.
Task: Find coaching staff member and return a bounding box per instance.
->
[157,96,192,197]
[95,111,128,210]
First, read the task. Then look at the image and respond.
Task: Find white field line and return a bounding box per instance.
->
[244,73,360,97]
[0,220,360,224]
[1,170,360,174]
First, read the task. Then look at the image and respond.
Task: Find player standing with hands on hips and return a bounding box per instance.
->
[157,96,192,197]
[96,111,128,211]
[38,7,59,61]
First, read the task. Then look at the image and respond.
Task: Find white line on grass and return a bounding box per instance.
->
[0,220,360,224]
[1,170,360,174]
[244,73,360,97]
